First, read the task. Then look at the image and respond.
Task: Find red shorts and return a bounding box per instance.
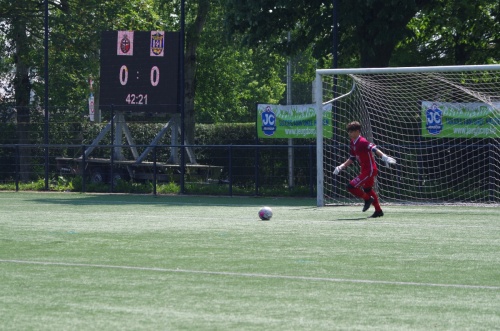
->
[350,169,378,189]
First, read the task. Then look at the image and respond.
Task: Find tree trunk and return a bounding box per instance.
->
[13,17,32,181]
[184,0,210,150]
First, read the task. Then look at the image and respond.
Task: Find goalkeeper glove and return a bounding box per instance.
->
[381,154,396,166]
[333,165,345,175]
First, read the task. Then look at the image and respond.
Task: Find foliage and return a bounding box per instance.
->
[2,0,498,126]
[224,0,434,68]
[195,122,256,144]
[196,43,286,123]
[392,0,500,66]
[224,0,499,68]
[156,181,181,194]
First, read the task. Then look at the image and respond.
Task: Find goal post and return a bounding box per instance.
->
[316,65,500,207]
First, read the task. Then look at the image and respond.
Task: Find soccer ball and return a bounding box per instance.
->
[258,206,273,220]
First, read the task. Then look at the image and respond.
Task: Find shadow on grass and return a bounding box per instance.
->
[5,191,316,208]
[335,217,369,221]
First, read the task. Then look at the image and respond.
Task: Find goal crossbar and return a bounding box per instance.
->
[317,64,500,75]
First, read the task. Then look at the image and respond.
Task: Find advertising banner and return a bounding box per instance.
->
[422,101,500,138]
[257,103,332,139]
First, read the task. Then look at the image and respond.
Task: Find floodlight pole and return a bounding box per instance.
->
[44,0,49,190]
[180,0,186,193]
[287,32,294,189]
[333,0,338,69]
[332,0,340,197]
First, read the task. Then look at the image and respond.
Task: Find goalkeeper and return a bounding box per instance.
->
[333,121,396,218]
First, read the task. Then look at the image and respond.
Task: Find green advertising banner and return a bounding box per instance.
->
[422,101,500,138]
[257,103,332,139]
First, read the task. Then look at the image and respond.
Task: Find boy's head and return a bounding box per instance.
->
[346,121,361,132]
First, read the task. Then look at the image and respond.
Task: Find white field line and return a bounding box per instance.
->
[1,259,499,290]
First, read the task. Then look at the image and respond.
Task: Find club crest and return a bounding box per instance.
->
[150,31,165,56]
[117,31,134,56]
[120,35,130,53]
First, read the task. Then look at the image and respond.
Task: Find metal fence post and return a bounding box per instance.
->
[228,145,233,196]
[110,105,114,193]
[255,146,260,196]
[309,145,314,197]
[82,145,86,193]
[153,145,157,196]
[15,145,20,192]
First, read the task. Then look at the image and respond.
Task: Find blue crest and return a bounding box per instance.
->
[426,104,443,135]
[261,106,276,136]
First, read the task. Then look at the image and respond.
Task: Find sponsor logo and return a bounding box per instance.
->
[261,106,276,136]
[426,103,443,135]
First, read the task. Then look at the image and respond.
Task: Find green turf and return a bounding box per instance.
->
[0,192,499,330]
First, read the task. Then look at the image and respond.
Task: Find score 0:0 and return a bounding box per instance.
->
[119,65,160,87]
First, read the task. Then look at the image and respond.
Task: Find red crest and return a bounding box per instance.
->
[120,35,131,54]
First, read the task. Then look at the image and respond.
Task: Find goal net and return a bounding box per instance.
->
[315,65,500,207]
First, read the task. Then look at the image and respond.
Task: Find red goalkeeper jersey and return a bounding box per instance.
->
[350,136,378,174]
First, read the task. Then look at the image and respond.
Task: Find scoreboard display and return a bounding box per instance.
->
[99,31,180,113]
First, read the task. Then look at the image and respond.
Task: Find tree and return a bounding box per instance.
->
[392,0,500,66]
[0,0,60,180]
[159,0,287,141]
[195,4,286,124]
[183,0,210,146]
[224,0,434,68]
[342,0,436,67]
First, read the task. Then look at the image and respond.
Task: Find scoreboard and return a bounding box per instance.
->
[99,31,180,113]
